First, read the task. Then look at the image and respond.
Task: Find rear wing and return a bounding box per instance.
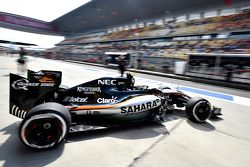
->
[9,70,62,119]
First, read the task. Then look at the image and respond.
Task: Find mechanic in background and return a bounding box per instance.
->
[17,47,27,74]
[118,54,126,77]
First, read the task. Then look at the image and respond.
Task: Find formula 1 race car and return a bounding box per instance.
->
[9,70,221,150]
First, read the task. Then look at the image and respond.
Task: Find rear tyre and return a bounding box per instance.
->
[19,102,71,150]
[185,97,211,123]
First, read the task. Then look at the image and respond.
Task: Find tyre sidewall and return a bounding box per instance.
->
[19,102,71,150]
[186,97,211,123]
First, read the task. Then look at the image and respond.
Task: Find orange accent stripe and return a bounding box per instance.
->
[71,104,117,110]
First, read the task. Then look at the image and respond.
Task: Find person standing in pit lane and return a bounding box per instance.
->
[118,54,126,77]
[17,47,27,74]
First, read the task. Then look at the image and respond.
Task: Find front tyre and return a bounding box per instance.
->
[19,102,71,150]
[185,97,211,123]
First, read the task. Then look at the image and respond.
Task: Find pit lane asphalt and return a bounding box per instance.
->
[0,55,250,167]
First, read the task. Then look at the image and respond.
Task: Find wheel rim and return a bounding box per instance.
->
[192,101,211,122]
[21,114,67,149]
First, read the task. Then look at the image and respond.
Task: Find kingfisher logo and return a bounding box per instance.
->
[97,96,118,103]
[77,87,101,94]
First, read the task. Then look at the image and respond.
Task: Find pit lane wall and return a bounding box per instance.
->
[185,53,250,84]
[46,51,250,90]
[53,52,250,84]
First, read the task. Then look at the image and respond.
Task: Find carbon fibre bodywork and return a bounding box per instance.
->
[9,70,223,150]
[10,70,165,124]
[10,70,221,129]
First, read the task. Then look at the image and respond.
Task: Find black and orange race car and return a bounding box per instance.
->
[10,70,221,150]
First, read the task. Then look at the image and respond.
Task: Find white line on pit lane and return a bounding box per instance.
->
[79,66,250,107]
[136,76,250,107]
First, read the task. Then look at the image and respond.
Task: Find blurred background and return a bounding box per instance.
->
[1,0,250,84]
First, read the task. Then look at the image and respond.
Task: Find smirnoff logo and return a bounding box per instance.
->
[12,79,54,90]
